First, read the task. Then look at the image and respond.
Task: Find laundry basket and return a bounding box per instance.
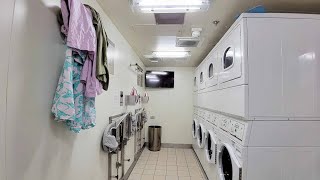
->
[148,126,162,151]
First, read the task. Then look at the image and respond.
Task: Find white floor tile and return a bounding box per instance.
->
[129,148,205,180]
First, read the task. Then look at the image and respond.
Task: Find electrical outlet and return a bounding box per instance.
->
[120,91,123,106]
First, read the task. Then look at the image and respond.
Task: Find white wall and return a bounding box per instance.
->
[145,67,194,144]
[3,0,145,180]
[0,1,15,179]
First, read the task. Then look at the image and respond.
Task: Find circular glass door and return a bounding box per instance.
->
[206,134,213,158]
[223,47,234,70]
[192,121,196,138]
[221,146,233,180]
[198,125,203,146]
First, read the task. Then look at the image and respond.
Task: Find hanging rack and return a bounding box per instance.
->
[107,112,132,180]
[130,63,143,73]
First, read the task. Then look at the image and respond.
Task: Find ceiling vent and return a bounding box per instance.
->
[155,13,185,24]
[176,37,200,47]
[176,28,202,47]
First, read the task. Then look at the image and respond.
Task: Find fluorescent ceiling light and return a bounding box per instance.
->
[141,7,201,13]
[151,71,168,75]
[152,51,191,58]
[138,0,204,6]
[131,0,211,13]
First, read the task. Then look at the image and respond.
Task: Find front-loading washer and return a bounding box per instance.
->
[217,132,243,180]
[205,129,218,164]
[197,122,206,149]
[192,118,198,139]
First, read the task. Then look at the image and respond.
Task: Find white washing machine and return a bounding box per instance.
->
[216,129,243,180]
[197,121,206,149]
[192,108,201,158]
[215,112,320,180]
[203,111,219,180]
[193,108,220,180]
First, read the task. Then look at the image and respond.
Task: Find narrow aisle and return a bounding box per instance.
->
[129,148,206,180]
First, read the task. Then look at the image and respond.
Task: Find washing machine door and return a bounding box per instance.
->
[205,130,218,164]
[197,123,206,148]
[192,119,198,139]
[218,143,242,180]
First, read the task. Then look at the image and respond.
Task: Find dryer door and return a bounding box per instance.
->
[219,25,242,84]
[206,52,219,88]
[205,130,218,164]
[197,123,206,148]
[218,143,242,180]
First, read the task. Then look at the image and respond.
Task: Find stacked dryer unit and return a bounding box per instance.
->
[192,13,320,180]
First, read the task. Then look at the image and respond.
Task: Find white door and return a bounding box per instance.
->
[197,123,206,148]
[199,64,206,90]
[206,51,219,88]
[219,25,242,85]
[205,130,218,164]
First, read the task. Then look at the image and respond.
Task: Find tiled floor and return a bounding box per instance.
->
[128,148,206,180]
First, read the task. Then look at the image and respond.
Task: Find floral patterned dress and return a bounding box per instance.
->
[52,47,96,133]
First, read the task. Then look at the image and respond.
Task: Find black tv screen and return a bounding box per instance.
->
[145,71,174,88]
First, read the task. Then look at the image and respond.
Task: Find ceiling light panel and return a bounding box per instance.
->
[152,51,191,58]
[130,0,211,13]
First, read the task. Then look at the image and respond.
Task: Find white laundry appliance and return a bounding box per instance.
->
[193,107,221,180]
[192,108,202,161]
[214,112,320,180]
[194,13,320,118]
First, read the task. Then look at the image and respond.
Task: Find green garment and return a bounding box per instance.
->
[85,5,109,90]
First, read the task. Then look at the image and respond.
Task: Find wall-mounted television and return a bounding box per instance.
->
[145,71,174,88]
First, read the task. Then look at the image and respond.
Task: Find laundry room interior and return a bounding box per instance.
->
[1,0,320,180]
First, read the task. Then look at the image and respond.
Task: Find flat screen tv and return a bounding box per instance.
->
[145,71,174,88]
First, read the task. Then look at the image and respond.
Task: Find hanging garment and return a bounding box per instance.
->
[102,125,119,153]
[85,5,110,91]
[60,0,102,97]
[52,47,96,133]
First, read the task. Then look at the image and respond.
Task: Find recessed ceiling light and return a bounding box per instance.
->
[130,0,211,13]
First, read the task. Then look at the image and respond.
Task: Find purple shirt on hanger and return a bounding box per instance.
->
[61,0,102,97]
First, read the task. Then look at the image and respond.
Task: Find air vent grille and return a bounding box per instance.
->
[176,37,200,47]
[155,13,185,24]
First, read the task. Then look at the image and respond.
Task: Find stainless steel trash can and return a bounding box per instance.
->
[148,126,161,151]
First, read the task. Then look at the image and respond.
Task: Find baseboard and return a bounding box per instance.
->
[192,147,209,180]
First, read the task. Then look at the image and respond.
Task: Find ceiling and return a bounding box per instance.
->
[97,0,320,67]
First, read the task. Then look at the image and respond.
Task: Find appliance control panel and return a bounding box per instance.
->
[229,120,245,140]
[220,118,231,132]
[194,107,248,144]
